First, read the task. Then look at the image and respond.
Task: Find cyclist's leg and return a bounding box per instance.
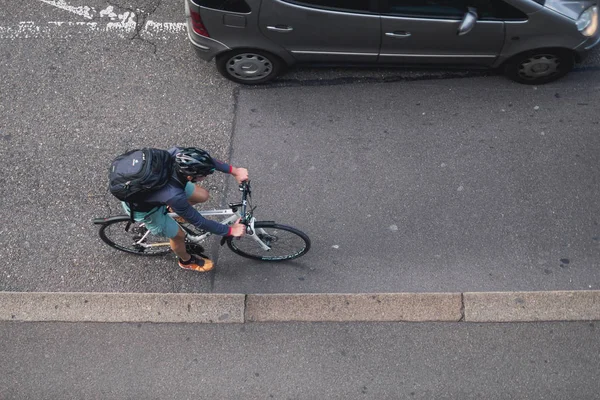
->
[122,203,174,234]
[139,210,186,257]
[171,227,214,271]
[123,203,183,251]
[185,182,209,205]
[121,202,212,271]
[167,183,208,216]
[169,227,189,260]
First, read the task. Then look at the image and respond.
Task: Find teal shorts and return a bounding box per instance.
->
[122,182,196,239]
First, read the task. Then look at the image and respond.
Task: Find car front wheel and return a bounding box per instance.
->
[503,49,574,85]
[216,49,284,84]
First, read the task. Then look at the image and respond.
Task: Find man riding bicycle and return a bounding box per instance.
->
[123,147,248,272]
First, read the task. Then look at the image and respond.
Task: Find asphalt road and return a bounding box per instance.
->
[1,0,599,293]
[216,74,600,294]
[2,320,600,399]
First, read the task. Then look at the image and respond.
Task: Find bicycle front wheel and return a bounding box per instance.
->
[98,216,172,256]
[227,221,310,262]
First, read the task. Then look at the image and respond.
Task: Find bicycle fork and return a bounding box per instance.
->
[245,218,272,251]
[218,216,272,251]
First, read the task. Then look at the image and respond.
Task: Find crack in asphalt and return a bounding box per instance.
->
[106,0,162,54]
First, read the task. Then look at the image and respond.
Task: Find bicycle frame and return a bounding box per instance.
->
[133,208,272,251]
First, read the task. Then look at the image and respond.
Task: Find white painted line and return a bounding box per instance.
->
[0,21,187,39]
[20,0,187,40]
[105,13,137,33]
[37,0,95,19]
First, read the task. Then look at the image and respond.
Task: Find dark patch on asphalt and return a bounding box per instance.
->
[247,70,493,89]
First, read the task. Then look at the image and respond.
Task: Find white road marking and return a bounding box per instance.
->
[1,1,187,39]
[0,21,186,39]
[37,0,95,19]
[99,5,118,19]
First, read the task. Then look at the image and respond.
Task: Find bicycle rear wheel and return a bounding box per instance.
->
[98,216,172,256]
[226,221,310,261]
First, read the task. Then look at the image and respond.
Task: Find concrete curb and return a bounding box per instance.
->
[0,292,245,323]
[1,290,599,323]
[464,290,600,322]
[245,293,462,322]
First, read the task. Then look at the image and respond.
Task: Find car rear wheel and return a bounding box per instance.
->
[216,49,284,84]
[503,49,574,85]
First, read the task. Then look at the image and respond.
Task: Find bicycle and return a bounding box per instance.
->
[92,181,311,261]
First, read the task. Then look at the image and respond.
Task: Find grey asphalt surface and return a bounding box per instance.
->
[2,320,600,399]
[216,73,600,294]
[1,0,599,294]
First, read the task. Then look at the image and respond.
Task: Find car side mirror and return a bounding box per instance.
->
[457,7,478,36]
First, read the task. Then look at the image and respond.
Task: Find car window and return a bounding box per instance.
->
[488,0,528,19]
[284,0,373,13]
[383,0,469,18]
[193,0,251,13]
[382,0,526,19]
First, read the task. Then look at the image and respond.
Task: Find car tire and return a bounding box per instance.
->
[503,49,574,85]
[216,49,284,84]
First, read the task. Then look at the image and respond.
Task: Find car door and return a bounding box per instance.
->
[378,0,506,66]
[258,0,381,63]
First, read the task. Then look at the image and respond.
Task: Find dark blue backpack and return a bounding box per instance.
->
[108,148,173,212]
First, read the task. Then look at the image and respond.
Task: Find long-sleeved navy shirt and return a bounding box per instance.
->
[137,147,232,236]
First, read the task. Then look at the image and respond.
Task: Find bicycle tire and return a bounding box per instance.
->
[226,221,310,262]
[98,216,172,256]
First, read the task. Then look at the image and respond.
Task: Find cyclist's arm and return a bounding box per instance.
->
[213,159,232,173]
[166,194,231,236]
[213,159,248,183]
[213,158,248,183]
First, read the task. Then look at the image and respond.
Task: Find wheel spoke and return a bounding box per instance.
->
[99,218,172,256]
[227,223,310,261]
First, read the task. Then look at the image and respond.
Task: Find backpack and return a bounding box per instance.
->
[108,148,174,213]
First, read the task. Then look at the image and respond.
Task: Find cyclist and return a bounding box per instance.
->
[123,147,248,272]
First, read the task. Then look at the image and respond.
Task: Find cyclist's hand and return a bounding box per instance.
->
[229,218,246,237]
[231,167,249,184]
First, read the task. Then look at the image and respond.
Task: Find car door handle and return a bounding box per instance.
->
[266,25,293,33]
[385,32,411,38]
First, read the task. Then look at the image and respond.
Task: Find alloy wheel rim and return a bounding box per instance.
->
[518,54,560,80]
[226,53,273,81]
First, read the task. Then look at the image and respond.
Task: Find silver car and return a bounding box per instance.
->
[185,0,599,84]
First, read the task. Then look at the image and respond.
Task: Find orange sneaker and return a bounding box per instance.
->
[178,254,214,272]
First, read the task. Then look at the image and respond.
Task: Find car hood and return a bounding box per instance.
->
[544,0,597,20]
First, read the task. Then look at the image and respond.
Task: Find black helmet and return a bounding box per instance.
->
[175,147,216,177]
